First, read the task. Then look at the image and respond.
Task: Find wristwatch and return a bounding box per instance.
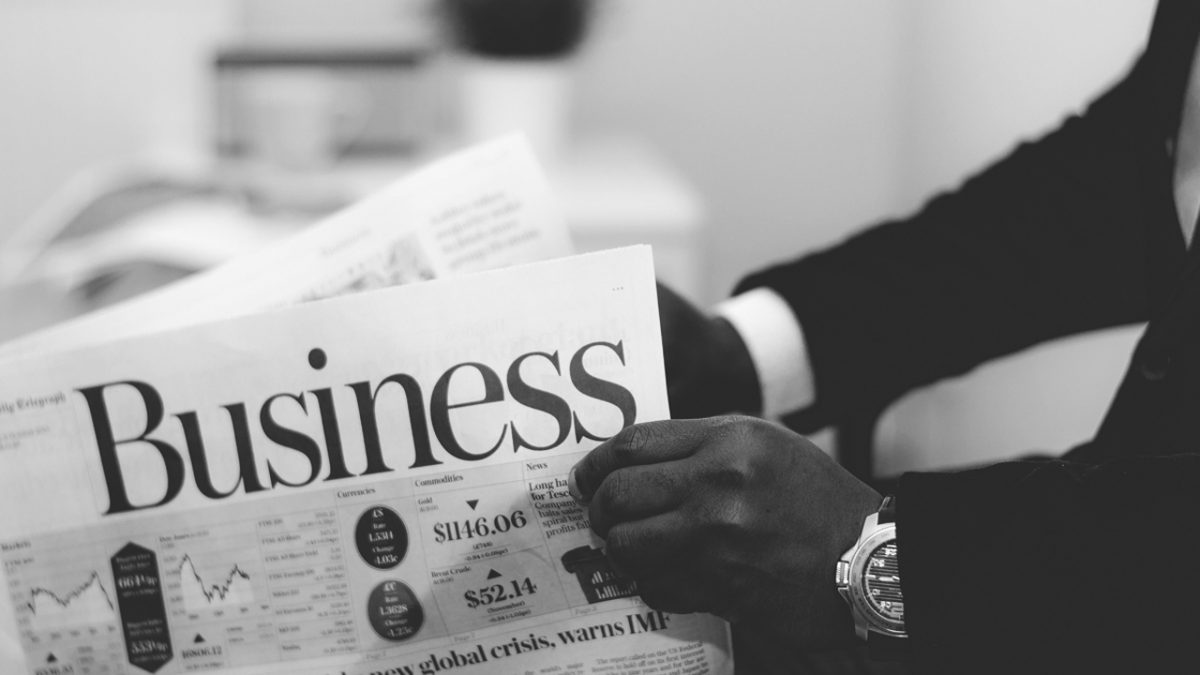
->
[836,495,908,657]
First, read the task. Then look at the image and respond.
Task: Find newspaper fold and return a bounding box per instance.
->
[0,136,572,361]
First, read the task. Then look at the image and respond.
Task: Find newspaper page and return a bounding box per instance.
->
[0,247,734,675]
[0,135,572,362]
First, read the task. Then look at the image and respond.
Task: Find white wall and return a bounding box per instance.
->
[575,1,910,302]
[576,0,1155,300]
[897,1,1156,208]
[0,0,234,249]
[239,0,433,45]
[0,0,1166,470]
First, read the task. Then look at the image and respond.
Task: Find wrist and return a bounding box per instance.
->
[836,495,909,658]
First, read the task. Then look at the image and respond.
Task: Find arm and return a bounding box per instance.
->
[571,417,1200,670]
[737,55,1173,431]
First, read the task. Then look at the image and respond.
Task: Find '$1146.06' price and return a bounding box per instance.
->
[433,510,528,543]
[464,577,538,609]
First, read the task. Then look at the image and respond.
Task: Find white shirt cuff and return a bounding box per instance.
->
[714,288,815,418]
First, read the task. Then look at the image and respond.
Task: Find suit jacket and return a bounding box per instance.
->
[737,1,1200,671]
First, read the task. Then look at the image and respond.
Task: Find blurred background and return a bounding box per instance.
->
[0,0,1160,475]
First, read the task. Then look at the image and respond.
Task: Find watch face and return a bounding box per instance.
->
[862,541,904,624]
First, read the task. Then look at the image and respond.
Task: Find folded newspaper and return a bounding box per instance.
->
[0,140,733,675]
[0,136,572,361]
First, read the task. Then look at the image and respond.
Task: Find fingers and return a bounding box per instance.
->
[605,512,692,579]
[605,514,711,616]
[635,571,707,616]
[587,461,690,537]
[569,419,714,503]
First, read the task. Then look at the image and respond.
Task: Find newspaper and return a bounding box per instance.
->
[0,247,733,675]
[0,136,572,361]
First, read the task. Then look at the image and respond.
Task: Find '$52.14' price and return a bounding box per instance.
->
[433,510,528,543]
[464,577,538,609]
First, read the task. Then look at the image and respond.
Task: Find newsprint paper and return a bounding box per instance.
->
[0,135,573,362]
[0,247,734,675]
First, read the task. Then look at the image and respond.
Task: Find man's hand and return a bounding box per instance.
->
[657,283,760,417]
[569,416,882,649]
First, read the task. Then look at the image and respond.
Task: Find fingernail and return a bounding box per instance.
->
[568,465,586,504]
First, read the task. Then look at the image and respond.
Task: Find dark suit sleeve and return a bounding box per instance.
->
[735,57,1171,432]
[896,456,1200,673]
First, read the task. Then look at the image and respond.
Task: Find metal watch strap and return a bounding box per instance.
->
[877,495,896,524]
[867,495,908,660]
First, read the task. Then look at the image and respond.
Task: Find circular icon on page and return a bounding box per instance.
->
[356,506,409,570]
[368,580,424,641]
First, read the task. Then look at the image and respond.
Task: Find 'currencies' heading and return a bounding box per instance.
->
[78,340,637,515]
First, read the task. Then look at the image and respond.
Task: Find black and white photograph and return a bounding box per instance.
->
[0,1,1192,673]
